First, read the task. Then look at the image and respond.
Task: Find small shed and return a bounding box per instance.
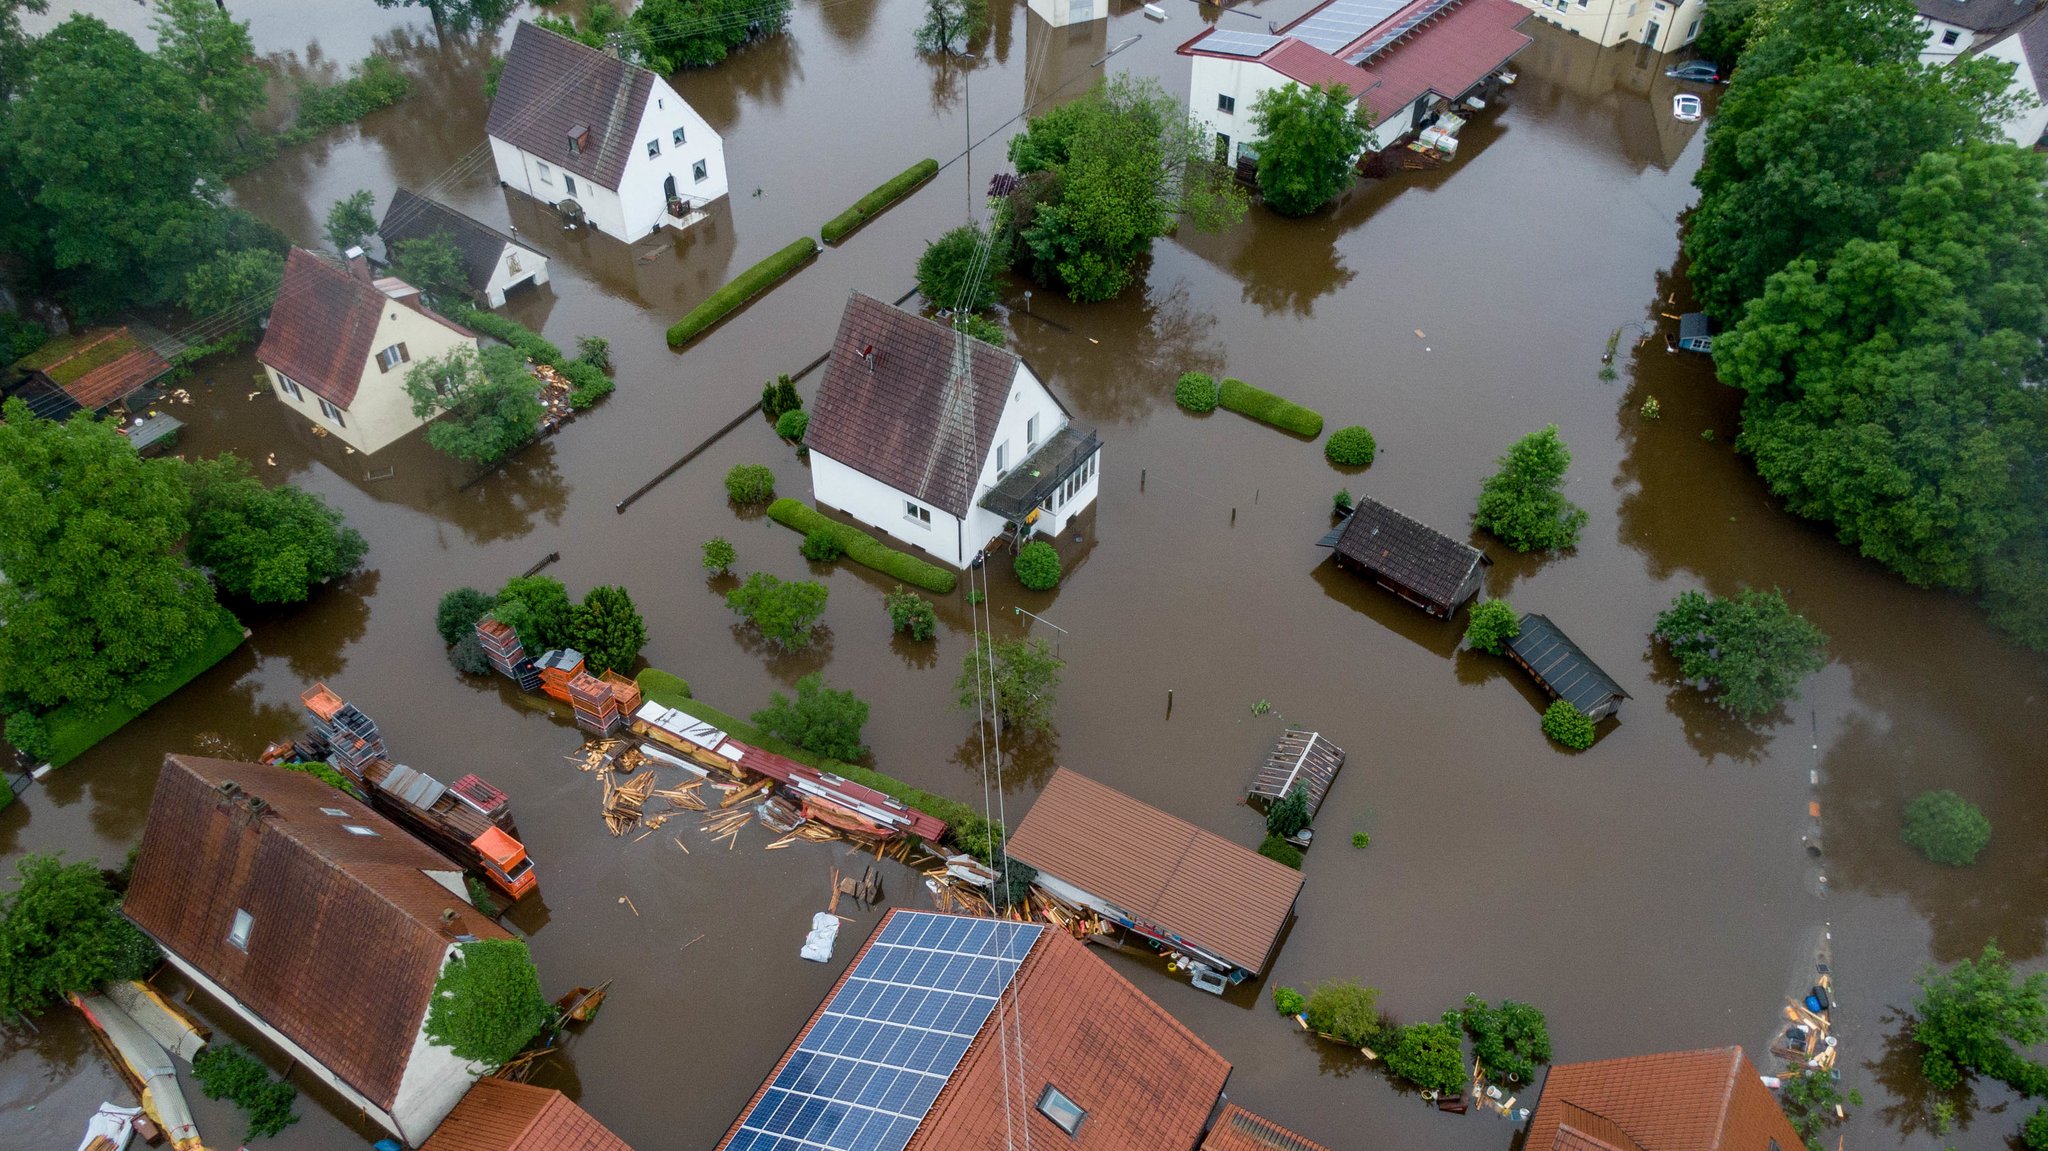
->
[1505,613,1630,721]
[378,188,550,307]
[1248,729,1345,819]
[1677,312,1713,353]
[1318,497,1491,617]
[7,326,174,419]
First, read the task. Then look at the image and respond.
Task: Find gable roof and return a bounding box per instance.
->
[10,326,172,411]
[380,189,527,296]
[122,754,513,1110]
[1525,1048,1806,1151]
[1004,767,1305,974]
[421,1079,634,1151]
[257,248,470,408]
[486,21,656,192]
[807,292,1026,519]
[1201,1104,1335,1151]
[1917,0,2040,33]
[1507,613,1630,715]
[1326,496,1489,610]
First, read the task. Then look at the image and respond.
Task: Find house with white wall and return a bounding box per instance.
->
[804,292,1101,569]
[1915,0,2038,62]
[486,21,727,243]
[123,754,519,1147]
[1509,0,1703,51]
[1180,0,1533,166]
[257,248,479,455]
[379,187,550,307]
[1027,0,1106,27]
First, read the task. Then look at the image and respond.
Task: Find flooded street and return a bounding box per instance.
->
[6,2,2046,1150]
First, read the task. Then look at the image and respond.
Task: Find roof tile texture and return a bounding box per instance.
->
[122,755,512,1109]
[380,189,525,297]
[1003,768,1304,974]
[13,327,171,410]
[421,1079,634,1151]
[1526,1048,1807,1151]
[257,248,392,409]
[1332,496,1487,612]
[1352,0,1531,123]
[486,22,654,191]
[1201,1103,1334,1151]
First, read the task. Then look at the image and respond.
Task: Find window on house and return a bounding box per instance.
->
[376,344,407,372]
[1217,94,1235,114]
[1686,17,1700,38]
[277,374,302,401]
[565,174,578,197]
[693,159,708,183]
[1026,414,1039,449]
[227,908,253,950]
[905,501,931,526]
[673,127,687,147]
[343,824,379,837]
[537,160,553,184]
[1942,28,1960,44]
[318,398,346,427]
[647,138,661,158]
[996,441,1010,474]
[1036,1086,1085,1136]
[319,807,349,817]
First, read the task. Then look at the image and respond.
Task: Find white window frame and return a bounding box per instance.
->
[672,127,686,147]
[228,909,253,951]
[318,397,346,427]
[904,501,932,528]
[343,824,379,837]
[537,160,553,184]
[276,374,302,401]
[319,807,349,817]
[564,173,578,197]
[1026,414,1039,450]
[996,441,1009,474]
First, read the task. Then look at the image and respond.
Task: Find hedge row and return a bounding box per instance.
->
[1219,377,1325,438]
[766,498,957,594]
[667,238,819,347]
[444,305,613,409]
[821,159,940,245]
[38,609,246,767]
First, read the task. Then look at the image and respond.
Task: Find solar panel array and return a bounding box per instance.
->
[728,913,1045,1151]
[1196,29,1284,57]
[1288,0,1405,54]
[1348,0,1458,61]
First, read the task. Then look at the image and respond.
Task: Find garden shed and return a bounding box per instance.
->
[1247,728,1346,819]
[1677,312,1713,352]
[1505,613,1630,721]
[1318,497,1491,617]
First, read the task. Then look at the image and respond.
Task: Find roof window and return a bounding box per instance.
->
[1036,1085,1085,1136]
[320,807,349,817]
[228,908,253,950]
[343,825,379,837]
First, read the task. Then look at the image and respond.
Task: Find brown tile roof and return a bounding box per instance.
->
[257,248,392,408]
[1004,768,1304,975]
[11,326,172,410]
[122,754,512,1111]
[1525,1048,1807,1151]
[806,292,1026,520]
[1201,1104,1333,1151]
[1329,496,1489,612]
[486,21,655,192]
[422,1079,634,1151]
[380,188,523,298]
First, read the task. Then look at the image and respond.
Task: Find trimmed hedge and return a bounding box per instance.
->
[1326,425,1377,466]
[1175,371,1219,412]
[822,159,939,245]
[667,238,819,347]
[37,609,247,767]
[766,499,957,593]
[1219,377,1325,437]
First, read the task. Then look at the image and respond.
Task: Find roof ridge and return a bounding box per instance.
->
[1708,1046,1741,1151]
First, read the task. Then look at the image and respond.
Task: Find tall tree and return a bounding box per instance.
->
[0,854,161,1019]
[372,0,518,35]
[752,672,870,761]
[956,637,1063,734]
[1473,425,1588,552]
[1914,941,2048,1094]
[388,231,470,302]
[631,0,793,73]
[913,0,988,55]
[568,584,648,675]
[403,345,543,466]
[325,189,376,254]
[1653,588,1828,719]
[182,247,284,343]
[534,1,652,64]
[185,455,368,604]
[0,0,47,103]
[1248,81,1372,217]
[150,0,265,161]
[917,223,1000,312]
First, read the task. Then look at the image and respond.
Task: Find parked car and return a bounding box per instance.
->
[1665,60,1722,82]
[1672,93,1704,122]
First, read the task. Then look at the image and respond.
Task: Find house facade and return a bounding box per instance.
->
[486,21,728,243]
[1509,0,1703,51]
[380,187,551,307]
[806,292,1102,570]
[256,248,478,455]
[1963,9,2048,146]
[1915,0,2036,61]
[123,755,517,1146]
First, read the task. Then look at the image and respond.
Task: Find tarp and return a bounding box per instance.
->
[799,912,840,963]
[75,1102,142,1151]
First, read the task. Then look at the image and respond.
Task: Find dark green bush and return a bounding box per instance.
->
[1014,540,1062,590]
[5,712,52,763]
[1385,1021,1466,1094]
[558,359,614,409]
[1465,600,1520,655]
[423,939,550,1069]
[1456,994,1552,1084]
[1542,699,1596,749]
[2023,1107,2048,1151]
[1334,488,1353,512]
[1258,834,1304,868]
[1175,371,1219,412]
[702,537,737,575]
[668,238,818,346]
[192,1044,299,1139]
[801,528,845,562]
[776,409,810,441]
[1326,425,1377,465]
[725,464,777,506]
[766,499,956,593]
[886,587,938,641]
[761,374,800,419]
[450,630,491,674]
[1265,783,1311,838]
[1274,986,1306,1015]
[436,587,495,645]
[822,158,939,244]
[1219,377,1325,437]
[1901,790,1992,866]
[575,335,611,371]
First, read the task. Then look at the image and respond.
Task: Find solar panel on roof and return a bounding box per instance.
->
[730,913,1043,1151]
[1198,30,1283,56]
[1347,0,1458,60]
[1288,0,1405,53]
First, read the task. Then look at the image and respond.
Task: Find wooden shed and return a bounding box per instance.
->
[1677,312,1714,353]
[1248,729,1346,819]
[1318,497,1491,617]
[1505,612,1630,721]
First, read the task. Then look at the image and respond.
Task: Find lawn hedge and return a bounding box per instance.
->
[766,499,957,593]
[1219,377,1325,438]
[667,238,819,347]
[821,159,939,245]
[39,609,246,767]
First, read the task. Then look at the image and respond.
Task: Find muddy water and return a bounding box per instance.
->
[7,2,2048,1150]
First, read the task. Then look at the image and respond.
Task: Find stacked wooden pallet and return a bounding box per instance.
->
[568,671,623,735]
[476,619,525,677]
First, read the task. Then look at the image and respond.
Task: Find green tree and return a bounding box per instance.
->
[183,248,284,342]
[885,587,938,641]
[151,0,265,161]
[631,0,792,72]
[960,313,1005,348]
[436,587,495,645]
[1913,941,2048,1094]
[325,188,376,254]
[997,74,1247,301]
[0,400,219,713]
[1265,783,1311,838]
[702,536,738,575]
[1013,540,1061,590]
[956,637,1063,734]
[725,463,778,504]
[371,0,518,34]
[752,672,870,761]
[422,938,550,1068]
[918,224,1001,312]
[1303,980,1382,1046]
[389,231,470,302]
[1249,81,1372,216]
[0,0,48,103]
[1457,994,1552,1084]
[0,854,162,1019]
[403,345,543,466]
[1541,700,1596,749]
[1386,1021,1466,1094]
[726,572,829,650]
[1653,588,1827,719]
[760,375,800,419]
[185,455,367,604]
[913,0,988,55]
[534,1,651,63]
[569,584,647,675]
[1901,790,1992,866]
[2024,1107,2048,1151]
[1465,599,1520,655]
[192,1044,298,1139]
[1693,0,1763,66]
[496,575,576,652]
[1474,425,1588,551]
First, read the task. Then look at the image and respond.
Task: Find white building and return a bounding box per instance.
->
[485,21,727,243]
[804,292,1102,569]
[1180,0,1533,166]
[1027,0,1106,27]
[1915,0,2036,61]
[379,187,550,307]
[1509,0,1704,51]
[1918,2,2048,147]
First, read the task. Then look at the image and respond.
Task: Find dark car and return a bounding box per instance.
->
[1665,60,1723,82]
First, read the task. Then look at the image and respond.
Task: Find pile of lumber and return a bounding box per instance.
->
[603,771,657,835]
[699,808,751,849]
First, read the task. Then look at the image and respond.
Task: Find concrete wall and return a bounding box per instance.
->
[1509,0,1703,50]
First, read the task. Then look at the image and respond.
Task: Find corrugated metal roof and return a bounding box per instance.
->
[1506,613,1630,717]
[1004,768,1304,974]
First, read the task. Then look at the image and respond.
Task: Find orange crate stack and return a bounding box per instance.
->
[599,670,641,714]
[535,649,585,703]
[567,671,622,735]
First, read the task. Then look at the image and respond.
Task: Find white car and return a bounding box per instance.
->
[1673,93,1703,122]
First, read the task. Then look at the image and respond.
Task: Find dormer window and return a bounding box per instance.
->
[567,124,590,153]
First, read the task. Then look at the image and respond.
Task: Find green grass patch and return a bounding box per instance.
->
[765,499,957,593]
[667,239,819,347]
[41,609,246,767]
[1219,377,1325,438]
[821,159,940,245]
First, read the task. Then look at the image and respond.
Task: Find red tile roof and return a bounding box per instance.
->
[257,248,471,409]
[1525,1048,1808,1151]
[1202,1103,1334,1151]
[421,1079,634,1151]
[1003,768,1304,975]
[1263,39,1376,97]
[11,327,172,411]
[1351,0,1531,124]
[122,755,513,1111]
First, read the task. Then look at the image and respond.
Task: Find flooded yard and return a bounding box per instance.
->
[5,2,2045,1150]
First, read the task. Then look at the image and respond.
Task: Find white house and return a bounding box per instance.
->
[379,187,550,307]
[1507,0,1704,51]
[804,292,1102,569]
[256,247,479,455]
[1179,0,1533,167]
[1027,0,1106,27]
[1932,4,2048,146]
[123,755,518,1147]
[1915,0,2037,62]
[486,21,727,243]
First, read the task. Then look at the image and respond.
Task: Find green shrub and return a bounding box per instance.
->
[752,672,869,761]
[1303,980,1380,1045]
[918,224,1001,312]
[1265,783,1311,838]
[886,587,938,641]
[193,1043,299,1139]
[1175,371,1219,412]
[2023,1107,2048,1151]
[37,609,246,768]
[436,587,495,645]
[5,712,52,763]
[776,409,810,441]
[1385,1021,1466,1094]
[1273,986,1307,1015]
[1456,994,1552,1084]
[822,158,939,244]
[1475,425,1588,552]
[464,874,501,918]
[638,668,691,701]
[960,313,1005,348]
[1258,834,1303,869]
[765,499,956,593]
[449,634,491,675]
[668,238,818,346]
[1901,790,1992,866]
[702,537,738,575]
[1352,831,1370,849]
[1014,540,1062,590]
[495,575,576,651]
[1465,600,1521,655]
[0,854,164,1018]
[1218,377,1325,437]
[1542,699,1596,750]
[801,528,845,562]
[1334,488,1353,512]
[726,572,829,650]
[424,938,550,1068]
[440,303,565,368]
[279,760,356,794]
[761,374,801,419]
[558,359,614,409]
[725,464,777,506]
[575,335,611,371]
[1325,425,1377,466]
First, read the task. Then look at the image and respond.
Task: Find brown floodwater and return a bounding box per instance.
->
[7,2,2047,1150]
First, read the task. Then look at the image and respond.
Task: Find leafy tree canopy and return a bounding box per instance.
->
[1456,994,1552,1084]
[1385,1021,1466,1094]
[1474,425,1588,552]
[1901,790,1992,867]
[496,575,577,652]
[631,0,792,73]
[389,231,470,302]
[956,636,1063,735]
[1913,941,2048,1094]
[917,224,1000,313]
[885,587,938,641]
[0,853,161,1019]
[726,572,829,650]
[534,1,651,63]
[1249,81,1372,217]
[1692,0,1764,67]
[403,345,543,466]
[185,454,367,604]
[1265,783,1311,838]
[151,0,265,164]
[436,587,495,645]
[183,248,285,342]
[1303,979,1382,1046]
[423,937,550,1068]
[1465,600,1520,655]
[752,672,871,761]
[702,536,738,574]
[325,189,377,255]
[569,584,647,675]
[913,0,988,55]
[1653,588,1827,719]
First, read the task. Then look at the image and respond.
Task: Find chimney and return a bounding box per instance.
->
[860,343,876,372]
[344,246,371,284]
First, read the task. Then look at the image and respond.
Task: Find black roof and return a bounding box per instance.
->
[1915,0,2039,34]
[980,422,1100,521]
[378,189,526,295]
[485,22,655,191]
[1324,497,1489,609]
[1506,613,1630,714]
[1679,313,1710,341]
